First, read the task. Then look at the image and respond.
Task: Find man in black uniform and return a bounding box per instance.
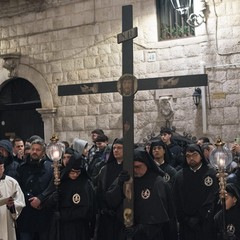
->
[96,138,125,240]
[45,151,95,240]
[214,183,240,240]
[105,147,178,240]
[149,140,177,189]
[173,144,218,240]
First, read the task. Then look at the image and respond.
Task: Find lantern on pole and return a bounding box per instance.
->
[209,137,232,239]
[46,134,64,240]
[46,134,63,186]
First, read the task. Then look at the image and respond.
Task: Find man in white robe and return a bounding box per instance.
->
[0,159,25,240]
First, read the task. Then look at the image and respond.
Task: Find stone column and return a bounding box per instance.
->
[36,107,57,144]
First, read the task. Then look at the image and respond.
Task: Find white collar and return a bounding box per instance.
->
[190,163,202,172]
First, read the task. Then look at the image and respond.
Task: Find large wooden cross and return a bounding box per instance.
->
[58,4,208,228]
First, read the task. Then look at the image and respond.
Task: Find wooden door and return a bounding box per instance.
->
[0,78,44,141]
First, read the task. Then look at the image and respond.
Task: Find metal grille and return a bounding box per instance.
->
[157,0,195,40]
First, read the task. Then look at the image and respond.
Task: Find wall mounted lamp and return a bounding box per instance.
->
[192,87,202,107]
[170,0,207,27]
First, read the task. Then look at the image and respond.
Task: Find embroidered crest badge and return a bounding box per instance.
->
[227,224,235,236]
[204,176,213,186]
[72,193,81,204]
[163,173,170,182]
[141,188,151,199]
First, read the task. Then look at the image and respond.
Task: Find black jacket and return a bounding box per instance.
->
[173,164,218,240]
[16,156,53,232]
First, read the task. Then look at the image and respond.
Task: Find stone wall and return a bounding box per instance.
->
[0,0,239,144]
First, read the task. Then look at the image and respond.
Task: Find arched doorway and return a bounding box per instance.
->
[0,77,44,141]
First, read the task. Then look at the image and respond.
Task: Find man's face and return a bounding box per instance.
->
[152,146,165,160]
[113,144,123,161]
[122,79,132,94]
[30,143,45,161]
[225,193,237,210]
[62,153,72,167]
[13,140,25,155]
[203,145,214,159]
[0,147,9,157]
[186,151,202,169]
[96,141,108,150]
[160,133,171,144]
[68,169,81,180]
[134,161,147,177]
[82,147,88,157]
[91,133,98,142]
[0,147,9,158]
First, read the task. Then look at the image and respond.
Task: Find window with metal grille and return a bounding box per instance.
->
[156,0,195,41]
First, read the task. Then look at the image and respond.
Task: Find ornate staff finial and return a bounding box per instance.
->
[215,137,225,147]
[50,133,59,143]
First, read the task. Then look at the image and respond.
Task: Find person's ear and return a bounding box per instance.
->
[233,196,237,205]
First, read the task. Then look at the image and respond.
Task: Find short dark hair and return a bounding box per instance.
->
[12,137,24,147]
[95,134,109,143]
[91,129,104,135]
[198,137,210,143]
[201,142,213,151]
[160,127,172,135]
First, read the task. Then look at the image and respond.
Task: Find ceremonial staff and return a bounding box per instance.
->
[46,134,63,240]
[209,137,232,240]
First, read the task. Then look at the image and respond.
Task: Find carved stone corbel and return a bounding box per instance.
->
[159,96,174,121]
[0,53,21,77]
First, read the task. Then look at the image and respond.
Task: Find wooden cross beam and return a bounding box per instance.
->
[58,4,208,230]
[58,74,208,96]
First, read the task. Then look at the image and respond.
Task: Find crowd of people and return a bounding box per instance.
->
[0,128,240,240]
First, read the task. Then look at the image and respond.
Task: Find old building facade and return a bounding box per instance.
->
[0,0,239,145]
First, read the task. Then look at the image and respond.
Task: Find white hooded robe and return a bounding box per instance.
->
[0,175,25,240]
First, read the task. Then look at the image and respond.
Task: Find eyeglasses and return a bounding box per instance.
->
[186,152,199,159]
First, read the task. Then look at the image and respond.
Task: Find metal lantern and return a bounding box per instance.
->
[209,138,232,171]
[192,88,201,107]
[46,142,63,161]
[46,140,63,186]
[170,0,192,15]
[170,0,207,27]
[209,137,232,239]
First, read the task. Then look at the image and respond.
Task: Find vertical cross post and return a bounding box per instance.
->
[117,4,138,228]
